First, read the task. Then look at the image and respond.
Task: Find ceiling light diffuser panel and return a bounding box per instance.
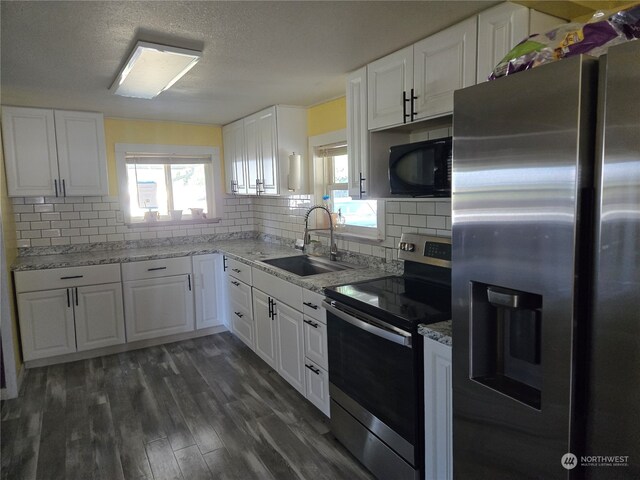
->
[110,41,201,99]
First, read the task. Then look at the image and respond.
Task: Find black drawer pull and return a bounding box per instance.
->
[234,311,243,318]
[66,288,70,308]
[303,301,318,310]
[147,267,167,271]
[60,275,84,280]
[305,364,320,375]
[232,268,241,273]
[231,280,240,287]
[304,319,319,328]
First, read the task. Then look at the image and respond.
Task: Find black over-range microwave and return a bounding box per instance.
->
[389,137,452,197]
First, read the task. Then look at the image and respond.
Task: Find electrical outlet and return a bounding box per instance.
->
[116,211,124,223]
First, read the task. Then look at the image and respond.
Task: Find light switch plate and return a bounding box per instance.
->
[116,211,124,223]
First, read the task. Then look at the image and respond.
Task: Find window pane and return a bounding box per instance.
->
[331,190,377,228]
[333,154,348,184]
[127,164,168,217]
[170,164,208,214]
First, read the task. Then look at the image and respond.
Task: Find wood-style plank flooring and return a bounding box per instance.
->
[1,332,374,480]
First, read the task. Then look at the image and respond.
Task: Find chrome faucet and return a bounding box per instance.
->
[303,205,338,261]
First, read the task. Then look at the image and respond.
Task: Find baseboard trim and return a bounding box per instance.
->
[0,364,24,400]
[24,325,228,369]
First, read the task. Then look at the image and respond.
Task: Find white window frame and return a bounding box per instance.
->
[309,130,384,240]
[115,143,223,225]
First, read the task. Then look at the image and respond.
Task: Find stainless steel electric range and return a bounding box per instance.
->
[323,233,451,480]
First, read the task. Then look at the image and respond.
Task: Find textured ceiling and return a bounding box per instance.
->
[1,1,500,125]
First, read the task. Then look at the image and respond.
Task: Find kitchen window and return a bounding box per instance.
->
[116,144,223,224]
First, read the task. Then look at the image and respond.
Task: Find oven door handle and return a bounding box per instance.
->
[324,301,412,348]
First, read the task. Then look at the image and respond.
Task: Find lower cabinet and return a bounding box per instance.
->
[424,337,453,480]
[74,283,126,351]
[227,272,254,349]
[192,254,224,329]
[274,300,306,396]
[304,358,330,417]
[253,288,278,369]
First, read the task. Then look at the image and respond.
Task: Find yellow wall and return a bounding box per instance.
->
[104,118,223,195]
[0,132,21,375]
[307,97,346,137]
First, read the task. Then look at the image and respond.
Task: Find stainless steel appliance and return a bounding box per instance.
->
[389,137,452,197]
[452,41,639,479]
[324,234,451,480]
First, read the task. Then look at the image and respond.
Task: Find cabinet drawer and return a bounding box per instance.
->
[302,289,326,323]
[121,256,191,281]
[252,267,302,311]
[15,263,121,293]
[225,256,252,285]
[228,277,252,315]
[305,359,330,417]
[304,315,328,370]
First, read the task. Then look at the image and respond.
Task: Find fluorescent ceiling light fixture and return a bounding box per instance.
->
[110,41,201,99]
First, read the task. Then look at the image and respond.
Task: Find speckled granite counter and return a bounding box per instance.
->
[11,239,389,294]
[418,320,452,346]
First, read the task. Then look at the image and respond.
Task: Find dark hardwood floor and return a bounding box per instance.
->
[1,332,374,480]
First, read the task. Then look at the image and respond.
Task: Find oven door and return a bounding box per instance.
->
[324,300,420,468]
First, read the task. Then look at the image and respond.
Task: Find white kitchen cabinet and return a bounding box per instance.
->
[192,254,224,330]
[303,316,328,371]
[413,17,478,120]
[424,337,453,480]
[227,272,254,349]
[74,283,125,351]
[1,106,108,197]
[275,299,306,396]
[304,359,330,417]
[252,288,278,369]
[15,263,125,361]
[367,46,413,130]
[222,119,247,194]
[17,288,76,361]
[476,2,563,83]
[223,105,307,196]
[346,66,369,198]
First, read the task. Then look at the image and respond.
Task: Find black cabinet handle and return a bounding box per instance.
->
[147,267,167,271]
[271,298,277,318]
[232,268,241,273]
[54,179,59,197]
[223,256,228,271]
[62,179,66,197]
[410,88,417,122]
[60,275,83,280]
[234,311,243,318]
[304,319,319,329]
[188,274,191,291]
[66,288,70,308]
[402,90,409,124]
[303,301,318,310]
[359,172,366,199]
[75,287,79,306]
[305,364,320,375]
[230,280,240,287]
[268,297,273,318]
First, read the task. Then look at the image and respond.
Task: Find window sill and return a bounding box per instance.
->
[126,217,222,228]
[312,229,384,244]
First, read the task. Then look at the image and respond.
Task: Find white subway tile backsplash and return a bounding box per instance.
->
[436,202,451,216]
[400,202,417,215]
[54,204,74,212]
[13,205,34,213]
[417,202,435,215]
[33,204,54,213]
[21,213,41,222]
[41,229,62,238]
[31,238,51,247]
[30,221,50,230]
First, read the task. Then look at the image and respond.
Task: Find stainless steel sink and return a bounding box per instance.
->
[261,255,354,277]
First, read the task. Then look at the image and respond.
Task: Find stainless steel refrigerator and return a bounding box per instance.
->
[451,40,639,479]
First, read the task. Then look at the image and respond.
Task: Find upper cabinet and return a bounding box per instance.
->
[2,106,108,197]
[477,2,564,83]
[222,105,307,196]
[413,17,477,121]
[346,66,369,199]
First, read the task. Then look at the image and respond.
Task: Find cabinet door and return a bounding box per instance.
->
[252,289,278,368]
[1,106,59,197]
[243,113,259,195]
[275,301,306,396]
[74,283,125,351]
[476,2,529,83]
[192,254,224,330]
[223,120,247,194]
[424,338,453,480]
[303,316,328,370]
[347,67,369,198]
[414,17,478,120]
[54,110,108,196]
[256,107,278,195]
[123,275,195,342]
[304,360,330,417]
[229,298,254,350]
[367,46,413,130]
[17,288,76,361]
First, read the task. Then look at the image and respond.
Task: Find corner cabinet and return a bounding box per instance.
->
[222,105,308,195]
[424,337,453,480]
[1,106,108,197]
[346,66,369,199]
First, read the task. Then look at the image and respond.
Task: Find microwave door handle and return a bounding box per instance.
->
[324,301,412,348]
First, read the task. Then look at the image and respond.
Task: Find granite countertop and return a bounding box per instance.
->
[418,320,452,346]
[12,239,389,294]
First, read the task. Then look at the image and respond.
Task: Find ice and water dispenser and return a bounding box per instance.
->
[470,282,543,409]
